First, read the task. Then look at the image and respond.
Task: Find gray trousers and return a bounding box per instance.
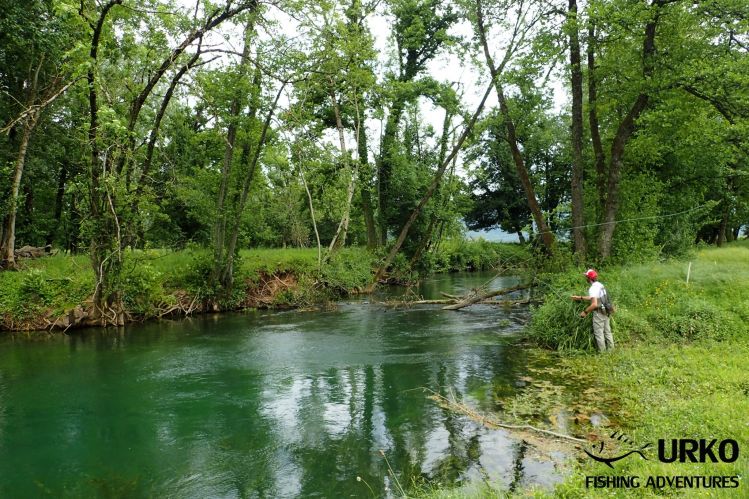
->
[592,310,614,352]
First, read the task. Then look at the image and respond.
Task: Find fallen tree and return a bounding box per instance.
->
[376,282,537,309]
[441,282,531,310]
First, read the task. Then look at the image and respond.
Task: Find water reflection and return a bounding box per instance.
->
[0,272,561,497]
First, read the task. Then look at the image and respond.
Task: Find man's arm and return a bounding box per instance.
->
[581,297,598,317]
[571,295,598,317]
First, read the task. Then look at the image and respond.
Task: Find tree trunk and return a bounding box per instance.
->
[326,83,356,256]
[46,159,68,246]
[587,21,607,219]
[377,96,407,245]
[1,121,34,266]
[497,88,555,253]
[568,0,586,259]
[717,202,729,247]
[68,192,80,253]
[87,0,125,325]
[475,0,555,254]
[409,110,453,266]
[213,23,253,289]
[298,147,322,270]
[222,83,285,288]
[598,3,663,260]
[358,125,379,249]
[141,51,202,187]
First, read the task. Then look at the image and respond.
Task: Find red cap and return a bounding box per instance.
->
[584,269,598,279]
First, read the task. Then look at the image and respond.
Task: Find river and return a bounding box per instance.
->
[0,272,564,497]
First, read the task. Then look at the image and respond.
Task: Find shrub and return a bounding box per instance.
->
[120,264,167,316]
[320,248,375,292]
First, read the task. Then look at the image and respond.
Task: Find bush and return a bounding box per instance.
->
[120,263,168,316]
[320,248,375,292]
[19,269,54,306]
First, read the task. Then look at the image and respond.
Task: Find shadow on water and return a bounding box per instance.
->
[0,272,574,497]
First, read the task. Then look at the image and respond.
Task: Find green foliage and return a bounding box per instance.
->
[527,272,598,351]
[320,248,376,292]
[120,263,168,316]
[431,239,530,273]
[0,254,94,324]
[609,173,662,263]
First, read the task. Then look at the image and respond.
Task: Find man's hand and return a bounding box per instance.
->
[571,295,579,301]
[580,311,587,318]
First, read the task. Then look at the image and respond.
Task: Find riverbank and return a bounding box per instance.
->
[423,240,749,497]
[0,240,528,332]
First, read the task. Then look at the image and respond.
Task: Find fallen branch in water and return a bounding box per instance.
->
[378,296,540,308]
[442,283,532,310]
[426,388,587,444]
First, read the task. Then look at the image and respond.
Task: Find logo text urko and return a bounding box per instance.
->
[658,439,739,463]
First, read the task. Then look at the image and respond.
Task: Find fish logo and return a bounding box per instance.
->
[583,431,652,469]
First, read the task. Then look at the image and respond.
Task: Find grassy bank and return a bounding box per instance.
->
[544,242,749,497]
[529,241,749,350]
[0,240,527,331]
[422,241,749,498]
[0,247,376,331]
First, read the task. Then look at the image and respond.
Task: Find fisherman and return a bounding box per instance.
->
[571,269,614,352]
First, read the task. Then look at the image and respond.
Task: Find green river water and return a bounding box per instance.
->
[0,272,564,498]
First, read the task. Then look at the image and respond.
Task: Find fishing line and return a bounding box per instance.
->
[533,202,713,236]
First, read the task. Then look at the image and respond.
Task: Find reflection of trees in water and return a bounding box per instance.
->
[508,439,528,493]
[4,300,531,497]
[426,363,484,486]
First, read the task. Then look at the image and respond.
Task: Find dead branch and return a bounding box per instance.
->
[377,296,540,308]
[427,388,586,444]
[442,283,531,310]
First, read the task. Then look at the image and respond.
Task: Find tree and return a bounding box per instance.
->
[0,0,80,266]
[567,0,586,258]
[377,0,459,244]
[470,0,556,254]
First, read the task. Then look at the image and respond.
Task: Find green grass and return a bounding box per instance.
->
[548,339,749,498]
[540,241,749,497]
